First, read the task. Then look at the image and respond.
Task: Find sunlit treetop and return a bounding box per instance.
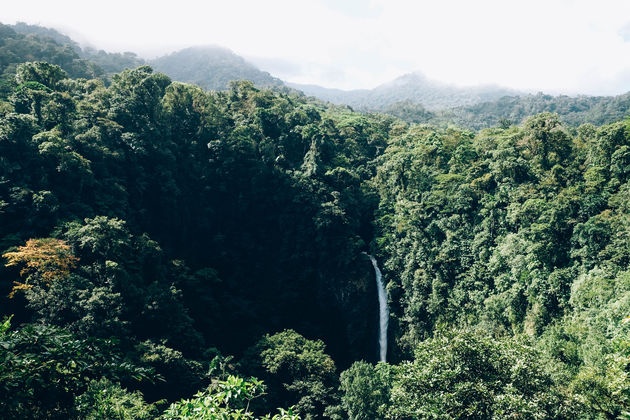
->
[3,238,78,297]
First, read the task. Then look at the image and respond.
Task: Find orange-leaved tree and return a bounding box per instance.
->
[3,238,78,297]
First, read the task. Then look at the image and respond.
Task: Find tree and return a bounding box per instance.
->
[244,330,339,419]
[338,361,392,420]
[388,330,579,419]
[520,113,572,170]
[15,61,67,89]
[3,237,77,297]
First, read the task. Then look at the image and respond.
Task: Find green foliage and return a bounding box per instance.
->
[81,48,145,75]
[136,339,209,401]
[75,378,158,420]
[439,92,630,130]
[0,315,12,335]
[0,322,152,419]
[0,24,100,100]
[163,375,300,419]
[338,361,392,420]
[16,61,67,89]
[381,100,435,124]
[244,330,339,419]
[8,21,142,80]
[387,330,579,419]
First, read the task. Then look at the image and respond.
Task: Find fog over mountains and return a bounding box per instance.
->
[4,21,630,130]
[289,72,519,111]
[147,42,519,112]
[8,21,518,102]
[151,46,285,91]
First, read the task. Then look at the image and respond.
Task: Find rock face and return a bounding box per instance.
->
[309,253,380,369]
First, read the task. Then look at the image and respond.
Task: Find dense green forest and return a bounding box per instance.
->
[9,22,147,74]
[381,93,630,130]
[291,73,630,130]
[0,23,102,97]
[0,22,147,96]
[0,24,629,420]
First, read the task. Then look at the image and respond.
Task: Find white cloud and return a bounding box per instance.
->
[4,0,630,94]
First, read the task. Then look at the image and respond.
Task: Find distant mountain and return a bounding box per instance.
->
[11,21,82,52]
[290,72,519,111]
[4,23,630,129]
[0,23,97,78]
[151,46,285,91]
[286,83,370,106]
[7,24,284,92]
[377,92,630,130]
[2,23,284,93]
[440,92,630,129]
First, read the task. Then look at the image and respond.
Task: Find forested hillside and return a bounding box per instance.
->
[381,92,630,130]
[291,76,630,131]
[8,23,285,94]
[9,22,147,76]
[291,72,517,111]
[0,21,629,420]
[0,58,629,419]
[0,61,391,419]
[442,92,630,129]
[151,46,285,91]
[0,23,103,98]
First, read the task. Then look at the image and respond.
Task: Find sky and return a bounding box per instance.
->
[4,0,630,95]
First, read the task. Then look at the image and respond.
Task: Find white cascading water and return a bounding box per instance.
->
[364,252,389,362]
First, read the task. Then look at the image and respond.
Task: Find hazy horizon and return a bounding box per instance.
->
[5,0,630,96]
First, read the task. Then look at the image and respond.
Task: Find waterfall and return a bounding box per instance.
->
[364,252,389,362]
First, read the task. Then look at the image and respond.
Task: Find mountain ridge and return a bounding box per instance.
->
[290,71,520,111]
[150,45,286,91]
[3,22,630,129]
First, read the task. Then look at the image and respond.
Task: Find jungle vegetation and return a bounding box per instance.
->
[0,25,629,419]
